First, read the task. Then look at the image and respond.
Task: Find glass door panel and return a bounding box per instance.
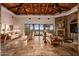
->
[34,24,40,36]
[34,24,39,30]
[40,24,44,30]
[25,24,30,35]
[39,24,44,36]
[30,24,34,32]
[49,24,54,34]
[25,24,54,39]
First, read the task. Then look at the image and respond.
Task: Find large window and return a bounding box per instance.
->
[34,24,39,30]
[25,24,54,35]
[49,24,54,30]
[30,24,33,30]
[40,24,44,30]
[25,24,30,35]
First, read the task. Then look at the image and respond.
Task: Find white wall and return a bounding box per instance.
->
[1,5,78,35]
[16,16,55,34]
[1,6,55,35]
[1,7,13,25]
[1,6,16,32]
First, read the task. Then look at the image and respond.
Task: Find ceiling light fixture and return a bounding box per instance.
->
[38,18,40,20]
[29,18,31,19]
[48,18,50,20]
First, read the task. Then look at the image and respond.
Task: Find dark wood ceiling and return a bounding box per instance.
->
[2,3,77,15]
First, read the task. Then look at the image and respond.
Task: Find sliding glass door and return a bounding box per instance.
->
[34,24,44,36]
[25,24,54,39]
[34,24,40,36]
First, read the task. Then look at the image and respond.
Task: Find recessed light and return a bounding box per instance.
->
[48,18,50,20]
[29,18,31,19]
[38,18,40,20]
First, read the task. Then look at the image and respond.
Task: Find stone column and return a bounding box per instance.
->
[0,4,1,33]
[78,4,79,55]
[0,3,1,56]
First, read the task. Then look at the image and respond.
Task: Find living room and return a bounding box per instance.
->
[0,3,79,56]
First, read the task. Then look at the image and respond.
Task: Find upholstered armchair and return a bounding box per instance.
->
[51,36,62,45]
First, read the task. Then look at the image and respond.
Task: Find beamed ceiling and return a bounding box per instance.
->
[2,3,77,15]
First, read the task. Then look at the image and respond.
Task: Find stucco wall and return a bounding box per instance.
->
[1,6,15,32]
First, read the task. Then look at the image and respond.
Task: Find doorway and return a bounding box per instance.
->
[25,24,54,40]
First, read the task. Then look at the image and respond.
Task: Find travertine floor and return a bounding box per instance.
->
[1,36,78,56]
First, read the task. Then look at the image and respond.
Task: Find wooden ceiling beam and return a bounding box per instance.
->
[57,4,77,10]
[2,3,77,15]
[16,4,23,15]
[53,4,69,11]
[5,4,22,9]
[8,4,23,15]
[58,6,71,10]
[16,8,21,15]
[45,3,49,14]
[23,7,27,15]
[21,4,27,14]
[30,3,33,14]
[39,4,41,14]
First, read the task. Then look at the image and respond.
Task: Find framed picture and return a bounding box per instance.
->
[55,17,66,29]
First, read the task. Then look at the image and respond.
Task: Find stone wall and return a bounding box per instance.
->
[77,4,79,55]
[55,16,67,37]
[55,12,78,40]
[1,6,15,33]
[0,4,1,33]
[66,12,78,40]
